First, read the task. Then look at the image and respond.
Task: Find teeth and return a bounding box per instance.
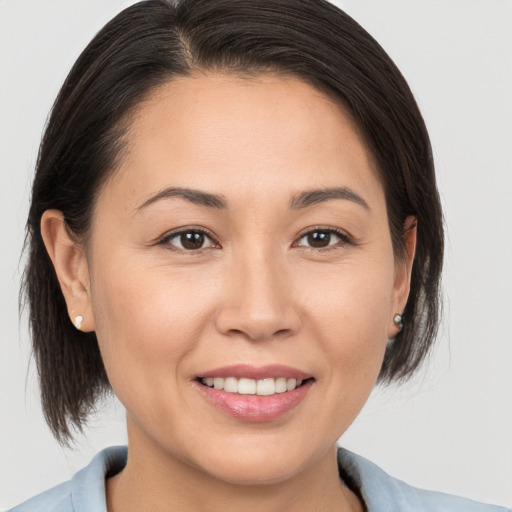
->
[275,377,287,393]
[224,377,238,393]
[238,378,256,395]
[286,378,297,391]
[201,376,305,395]
[257,378,275,396]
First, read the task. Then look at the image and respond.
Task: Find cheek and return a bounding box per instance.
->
[304,257,394,401]
[89,256,216,405]
[307,254,395,344]
[321,299,388,386]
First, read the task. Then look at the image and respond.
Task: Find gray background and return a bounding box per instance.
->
[1,0,511,509]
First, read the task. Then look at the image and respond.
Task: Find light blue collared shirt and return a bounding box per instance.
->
[8,446,510,511]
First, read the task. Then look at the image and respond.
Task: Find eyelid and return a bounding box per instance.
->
[293,226,355,248]
[154,225,355,251]
[155,226,220,251]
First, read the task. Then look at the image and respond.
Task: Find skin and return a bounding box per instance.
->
[42,73,416,512]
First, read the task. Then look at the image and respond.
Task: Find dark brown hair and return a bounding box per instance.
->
[23,0,443,443]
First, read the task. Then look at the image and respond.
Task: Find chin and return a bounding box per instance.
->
[192,440,316,486]
[205,460,302,486]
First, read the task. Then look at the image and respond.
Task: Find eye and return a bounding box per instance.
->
[295,228,349,249]
[161,229,217,251]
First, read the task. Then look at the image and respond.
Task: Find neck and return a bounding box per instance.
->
[107,425,362,512]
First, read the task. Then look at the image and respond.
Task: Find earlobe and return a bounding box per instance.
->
[389,216,417,338]
[40,210,95,332]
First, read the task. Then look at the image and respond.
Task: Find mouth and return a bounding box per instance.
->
[194,364,314,422]
[199,376,310,396]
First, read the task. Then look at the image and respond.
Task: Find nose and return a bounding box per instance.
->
[214,250,301,342]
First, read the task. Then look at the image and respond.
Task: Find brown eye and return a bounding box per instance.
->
[296,229,346,249]
[181,231,205,250]
[307,231,331,248]
[165,230,216,251]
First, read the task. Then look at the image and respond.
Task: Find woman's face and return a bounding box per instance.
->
[82,74,412,484]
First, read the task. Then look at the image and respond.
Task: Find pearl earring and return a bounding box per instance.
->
[393,314,403,330]
[74,315,84,330]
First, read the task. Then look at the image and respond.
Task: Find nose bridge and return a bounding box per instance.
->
[215,242,300,341]
[241,246,283,311]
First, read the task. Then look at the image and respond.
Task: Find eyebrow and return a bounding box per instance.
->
[136,187,228,211]
[289,187,369,210]
[136,185,369,212]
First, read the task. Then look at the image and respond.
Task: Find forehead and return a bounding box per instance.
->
[103,72,383,210]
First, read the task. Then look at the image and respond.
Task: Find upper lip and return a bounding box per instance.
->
[196,364,312,381]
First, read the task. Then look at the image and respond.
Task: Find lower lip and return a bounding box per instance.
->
[196,380,313,422]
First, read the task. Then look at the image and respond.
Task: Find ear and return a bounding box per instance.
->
[388,216,417,339]
[40,210,95,332]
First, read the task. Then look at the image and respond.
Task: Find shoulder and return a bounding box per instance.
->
[7,480,73,512]
[7,446,127,512]
[337,448,510,512]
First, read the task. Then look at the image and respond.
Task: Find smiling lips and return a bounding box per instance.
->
[201,376,303,396]
[196,365,313,421]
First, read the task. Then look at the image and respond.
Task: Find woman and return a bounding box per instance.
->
[7,0,510,510]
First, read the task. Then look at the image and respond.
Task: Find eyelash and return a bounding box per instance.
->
[294,226,354,251]
[157,226,355,253]
[157,227,219,253]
